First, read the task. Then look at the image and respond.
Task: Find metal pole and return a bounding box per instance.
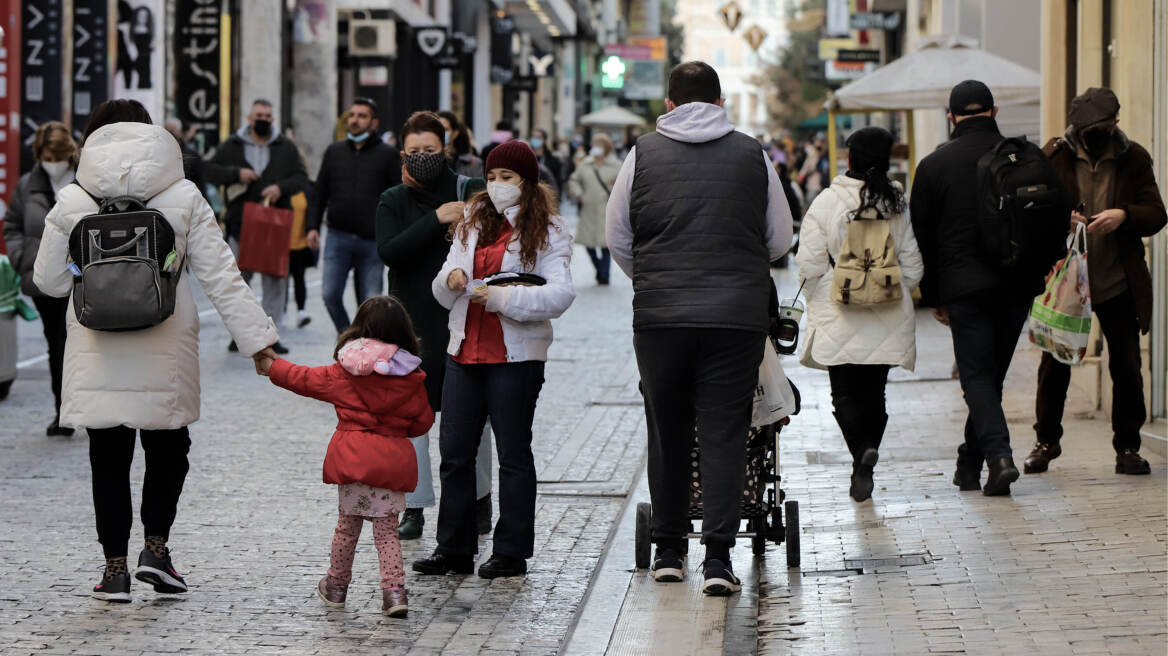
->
[828,110,838,179]
[907,109,916,190]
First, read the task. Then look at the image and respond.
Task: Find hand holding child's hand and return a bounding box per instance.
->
[253,347,278,376]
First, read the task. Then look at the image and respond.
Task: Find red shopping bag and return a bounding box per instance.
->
[237,201,292,277]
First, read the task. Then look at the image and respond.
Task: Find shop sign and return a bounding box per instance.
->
[849,12,901,31]
[71,2,108,144]
[825,59,877,81]
[0,0,21,201]
[20,0,62,173]
[817,37,857,60]
[174,0,220,153]
[114,0,165,124]
[837,49,880,63]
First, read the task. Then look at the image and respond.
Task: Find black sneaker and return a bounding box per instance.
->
[1116,449,1151,475]
[651,548,685,582]
[133,547,188,593]
[701,559,741,596]
[92,570,131,603]
[271,342,289,355]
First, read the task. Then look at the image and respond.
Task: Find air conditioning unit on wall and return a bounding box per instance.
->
[349,19,397,57]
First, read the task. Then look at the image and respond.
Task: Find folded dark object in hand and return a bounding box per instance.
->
[485,272,547,287]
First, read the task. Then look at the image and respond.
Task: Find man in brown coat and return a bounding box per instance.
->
[1025,87,1167,476]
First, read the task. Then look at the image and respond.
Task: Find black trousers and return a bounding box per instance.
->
[828,364,891,461]
[31,296,69,416]
[634,328,764,557]
[1035,289,1145,451]
[947,292,1032,471]
[88,426,191,559]
[436,358,544,559]
[288,249,311,311]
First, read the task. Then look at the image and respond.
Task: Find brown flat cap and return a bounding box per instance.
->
[1068,87,1120,130]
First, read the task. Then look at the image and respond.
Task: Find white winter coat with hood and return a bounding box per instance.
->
[796,174,923,371]
[34,122,279,430]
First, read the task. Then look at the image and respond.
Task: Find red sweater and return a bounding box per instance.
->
[269,359,434,491]
[455,223,512,364]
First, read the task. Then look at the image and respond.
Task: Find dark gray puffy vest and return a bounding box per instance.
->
[629,130,771,332]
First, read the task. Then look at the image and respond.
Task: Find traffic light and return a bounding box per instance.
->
[601,55,626,89]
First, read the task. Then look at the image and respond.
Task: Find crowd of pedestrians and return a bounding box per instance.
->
[0,58,1162,619]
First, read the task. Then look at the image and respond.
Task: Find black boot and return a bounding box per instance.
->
[398,508,424,540]
[850,448,879,502]
[983,456,1020,496]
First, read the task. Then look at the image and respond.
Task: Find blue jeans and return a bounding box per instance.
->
[436,358,545,559]
[322,228,384,333]
[405,419,493,509]
[947,292,1032,471]
[585,248,611,283]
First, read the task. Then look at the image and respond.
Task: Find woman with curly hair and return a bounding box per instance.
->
[414,140,575,579]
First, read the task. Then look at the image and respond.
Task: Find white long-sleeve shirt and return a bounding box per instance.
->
[604,102,794,279]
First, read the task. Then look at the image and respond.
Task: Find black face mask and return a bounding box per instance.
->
[403,152,446,184]
[1081,128,1112,157]
[253,120,272,138]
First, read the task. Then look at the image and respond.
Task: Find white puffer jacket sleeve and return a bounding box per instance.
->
[183,186,279,356]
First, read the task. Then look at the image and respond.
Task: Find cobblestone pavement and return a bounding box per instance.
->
[755,289,1168,655]
[0,207,647,655]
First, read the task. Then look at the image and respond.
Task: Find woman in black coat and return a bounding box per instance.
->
[375,111,492,539]
[3,122,79,436]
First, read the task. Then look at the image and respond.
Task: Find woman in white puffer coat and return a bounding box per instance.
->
[34,100,279,603]
[796,126,923,503]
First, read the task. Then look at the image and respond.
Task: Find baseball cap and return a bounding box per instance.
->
[948,80,994,116]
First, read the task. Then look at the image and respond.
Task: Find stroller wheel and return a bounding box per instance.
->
[752,531,767,556]
[634,503,652,570]
[785,500,800,568]
[771,506,784,544]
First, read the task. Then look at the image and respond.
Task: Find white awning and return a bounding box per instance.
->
[579,105,647,127]
[825,36,1041,112]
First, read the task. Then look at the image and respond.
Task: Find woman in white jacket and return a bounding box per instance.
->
[414,141,575,580]
[33,100,278,602]
[796,127,923,502]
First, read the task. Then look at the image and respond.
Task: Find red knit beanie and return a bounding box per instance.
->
[485,140,540,182]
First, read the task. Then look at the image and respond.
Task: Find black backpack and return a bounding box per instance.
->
[67,186,184,331]
[976,137,1069,270]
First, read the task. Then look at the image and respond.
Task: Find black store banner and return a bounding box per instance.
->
[174,0,221,154]
[20,0,64,174]
[72,2,109,142]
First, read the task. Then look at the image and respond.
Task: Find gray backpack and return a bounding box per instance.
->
[67,186,184,331]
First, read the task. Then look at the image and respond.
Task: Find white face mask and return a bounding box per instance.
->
[41,160,71,180]
[589,146,604,158]
[487,181,522,213]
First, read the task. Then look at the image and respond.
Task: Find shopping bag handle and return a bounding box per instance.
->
[1066,220,1087,254]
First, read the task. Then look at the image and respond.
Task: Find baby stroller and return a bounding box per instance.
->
[634,286,803,568]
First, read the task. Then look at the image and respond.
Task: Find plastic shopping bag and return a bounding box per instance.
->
[752,339,797,427]
[1028,222,1091,365]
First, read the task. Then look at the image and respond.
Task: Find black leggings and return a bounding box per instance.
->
[31,296,69,416]
[827,364,891,460]
[288,248,314,311]
[88,426,191,559]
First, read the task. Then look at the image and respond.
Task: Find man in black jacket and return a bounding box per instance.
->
[910,81,1058,497]
[306,98,401,333]
[206,99,308,350]
[606,62,793,595]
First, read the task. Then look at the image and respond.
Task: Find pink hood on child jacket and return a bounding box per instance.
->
[337,338,422,377]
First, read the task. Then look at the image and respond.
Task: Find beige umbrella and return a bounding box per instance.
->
[579,105,648,127]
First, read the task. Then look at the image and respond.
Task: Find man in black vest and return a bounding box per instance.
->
[606,61,793,596]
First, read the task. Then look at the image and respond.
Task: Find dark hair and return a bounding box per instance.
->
[668,61,721,106]
[438,110,472,156]
[252,98,273,109]
[399,111,445,147]
[333,295,421,361]
[83,99,153,142]
[459,182,559,270]
[846,127,905,217]
[352,96,379,118]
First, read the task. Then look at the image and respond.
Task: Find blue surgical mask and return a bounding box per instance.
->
[347,131,370,143]
[531,137,544,150]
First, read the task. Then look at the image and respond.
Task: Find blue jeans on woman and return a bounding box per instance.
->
[436,358,545,559]
[322,228,384,333]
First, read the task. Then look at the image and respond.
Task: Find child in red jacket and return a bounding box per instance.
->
[258,296,433,617]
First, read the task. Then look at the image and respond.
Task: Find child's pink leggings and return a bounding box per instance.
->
[326,514,404,589]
